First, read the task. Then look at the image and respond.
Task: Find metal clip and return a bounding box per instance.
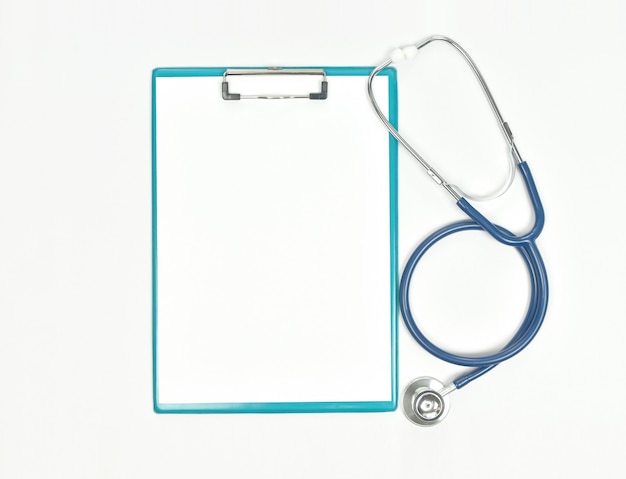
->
[222,69,328,100]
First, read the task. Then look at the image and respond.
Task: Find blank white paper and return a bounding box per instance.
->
[155,73,393,405]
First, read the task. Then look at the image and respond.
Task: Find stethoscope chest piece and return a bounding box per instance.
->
[403,377,450,426]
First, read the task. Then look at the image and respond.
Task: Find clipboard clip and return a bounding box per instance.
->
[222,68,328,100]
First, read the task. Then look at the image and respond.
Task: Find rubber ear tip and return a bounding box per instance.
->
[390,48,405,63]
[403,45,418,60]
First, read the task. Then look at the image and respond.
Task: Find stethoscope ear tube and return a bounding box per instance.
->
[456,162,545,246]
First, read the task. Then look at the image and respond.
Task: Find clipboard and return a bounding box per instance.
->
[152,66,398,413]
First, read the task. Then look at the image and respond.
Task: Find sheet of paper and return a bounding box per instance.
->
[154,71,395,407]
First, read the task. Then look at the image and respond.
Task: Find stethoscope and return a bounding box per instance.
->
[368,36,549,426]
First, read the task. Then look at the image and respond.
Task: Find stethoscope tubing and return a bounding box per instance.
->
[398,182,549,388]
[457,162,545,246]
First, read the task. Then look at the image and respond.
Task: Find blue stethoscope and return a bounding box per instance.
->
[368,36,549,426]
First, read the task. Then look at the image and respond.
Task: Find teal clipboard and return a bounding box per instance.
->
[152,66,398,413]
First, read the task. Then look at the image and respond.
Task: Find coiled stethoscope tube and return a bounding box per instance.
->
[368,36,549,426]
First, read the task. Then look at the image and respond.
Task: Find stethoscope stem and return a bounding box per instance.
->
[438,383,457,398]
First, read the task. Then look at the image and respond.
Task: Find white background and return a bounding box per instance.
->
[1,1,625,477]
